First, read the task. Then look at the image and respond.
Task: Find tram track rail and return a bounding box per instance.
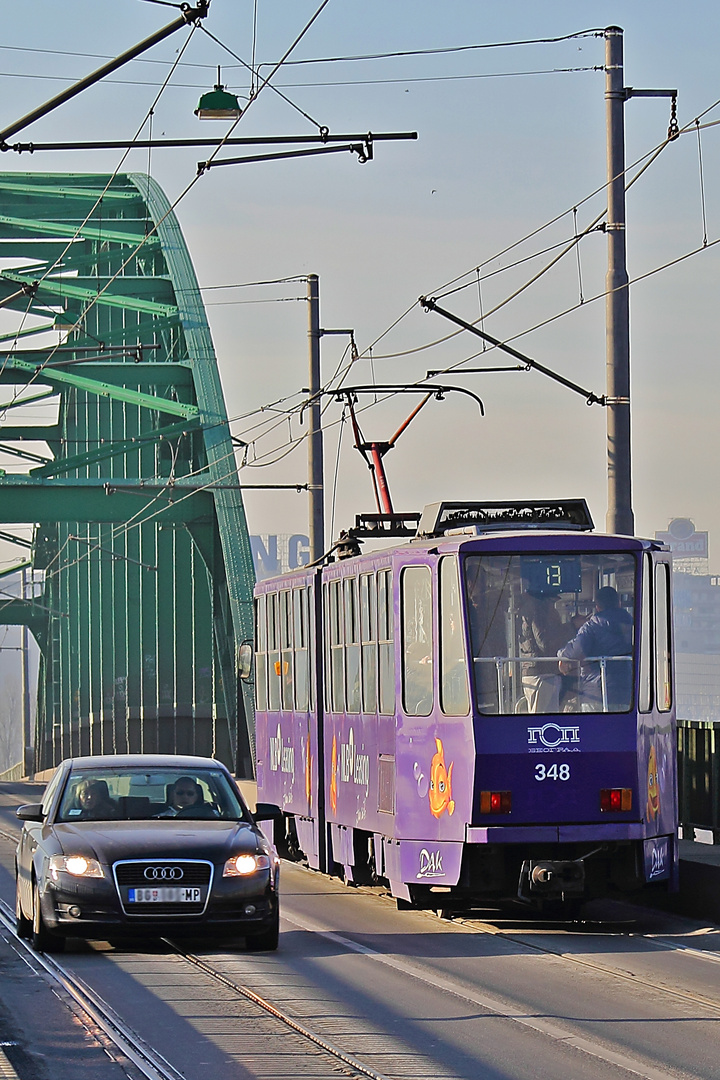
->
[287,858,720,1013]
[0,822,393,1080]
[0,897,183,1080]
[0,894,393,1080]
[456,911,720,1016]
[0,821,719,1080]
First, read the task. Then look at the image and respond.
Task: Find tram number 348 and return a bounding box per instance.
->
[535,763,570,781]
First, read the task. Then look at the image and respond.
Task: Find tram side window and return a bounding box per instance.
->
[329,579,344,713]
[639,554,653,713]
[255,594,268,711]
[279,590,293,710]
[440,556,470,715]
[360,573,377,712]
[293,587,309,712]
[345,578,361,713]
[402,566,434,716]
[378,569,394,714]
[655,563,672,712]
[323,584,331,712]
[267,592,281,712]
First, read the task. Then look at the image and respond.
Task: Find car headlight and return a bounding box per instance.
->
[49,855,104,880]
[223,853,270,877]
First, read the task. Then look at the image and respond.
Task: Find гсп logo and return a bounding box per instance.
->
[527,723,580,749]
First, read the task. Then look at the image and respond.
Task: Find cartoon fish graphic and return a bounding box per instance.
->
[646,742,660,821]
[429,737,454,818]
[329,734,338,814]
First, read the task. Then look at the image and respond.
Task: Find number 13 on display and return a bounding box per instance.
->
[535,763,570,781]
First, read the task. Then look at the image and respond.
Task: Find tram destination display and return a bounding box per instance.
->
[521,555,583,595]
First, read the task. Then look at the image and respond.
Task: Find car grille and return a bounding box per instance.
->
[113,860,213,917]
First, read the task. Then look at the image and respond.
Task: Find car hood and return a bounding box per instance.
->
[51,820,264,864]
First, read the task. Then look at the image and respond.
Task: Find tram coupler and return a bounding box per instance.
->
[518,859,585,900]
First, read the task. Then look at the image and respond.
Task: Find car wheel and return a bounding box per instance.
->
[31,881,64,954]
[15,877,31,940]
[246,909,279,952]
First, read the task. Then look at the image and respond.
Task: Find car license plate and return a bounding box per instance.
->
[128,887,202,903]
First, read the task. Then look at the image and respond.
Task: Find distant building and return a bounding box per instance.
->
[657,519,720,720]
[655,517,709,575]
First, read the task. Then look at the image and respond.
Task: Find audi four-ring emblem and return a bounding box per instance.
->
[144,866,184,880]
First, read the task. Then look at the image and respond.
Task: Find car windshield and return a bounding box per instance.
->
[55,767,252,823]
[465,552,636,715]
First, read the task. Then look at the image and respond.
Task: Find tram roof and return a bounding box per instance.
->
[254,530,670,591]
[435,530,668,553]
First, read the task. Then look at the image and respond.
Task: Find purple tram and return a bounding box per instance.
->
[251,501,678,911]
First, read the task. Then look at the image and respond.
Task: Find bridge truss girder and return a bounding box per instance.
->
[0,172,256,776]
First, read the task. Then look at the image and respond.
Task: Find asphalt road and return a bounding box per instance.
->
[1,781,719,1080]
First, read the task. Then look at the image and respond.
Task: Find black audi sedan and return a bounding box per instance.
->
[15,755,280,952]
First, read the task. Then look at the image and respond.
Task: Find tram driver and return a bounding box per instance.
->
[557,586,633,712]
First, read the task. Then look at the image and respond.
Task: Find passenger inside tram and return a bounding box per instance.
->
[518,590,570,713]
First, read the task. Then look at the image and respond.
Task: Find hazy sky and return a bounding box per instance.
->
[1,2,719,566]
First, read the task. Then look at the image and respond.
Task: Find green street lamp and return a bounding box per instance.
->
[195,68,242,120]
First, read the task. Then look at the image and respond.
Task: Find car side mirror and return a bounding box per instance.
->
[254,802,282,823]
[16,803,44,822]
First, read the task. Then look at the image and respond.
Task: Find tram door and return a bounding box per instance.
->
[254,576,321,867]
[637,552,677,883]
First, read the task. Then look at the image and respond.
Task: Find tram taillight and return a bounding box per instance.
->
[600,788,632,812]
[480,790,512,814]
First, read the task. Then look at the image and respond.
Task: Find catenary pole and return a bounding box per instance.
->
[307,275,324,562]
[605,26,634,536]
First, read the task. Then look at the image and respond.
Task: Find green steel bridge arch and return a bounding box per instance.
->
[0,172,256,777]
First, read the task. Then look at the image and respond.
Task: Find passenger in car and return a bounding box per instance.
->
[76,779,120,820]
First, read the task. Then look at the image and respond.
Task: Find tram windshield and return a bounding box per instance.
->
[465,553,636,715]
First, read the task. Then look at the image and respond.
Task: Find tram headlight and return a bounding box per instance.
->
[223,853,271,877]
[49,854,104,880]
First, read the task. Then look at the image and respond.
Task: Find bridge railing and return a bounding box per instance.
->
[677,718,720,842]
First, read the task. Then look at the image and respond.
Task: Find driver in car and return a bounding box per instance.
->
[158,777,217,818]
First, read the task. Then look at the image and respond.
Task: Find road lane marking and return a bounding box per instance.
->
[282,912,686,1080]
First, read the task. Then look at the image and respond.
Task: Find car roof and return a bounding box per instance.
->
[59,755,231,772]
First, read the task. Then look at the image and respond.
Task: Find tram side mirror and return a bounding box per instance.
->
[254,802,282,823]
[16,803,44,822]
[238,642,253,680]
